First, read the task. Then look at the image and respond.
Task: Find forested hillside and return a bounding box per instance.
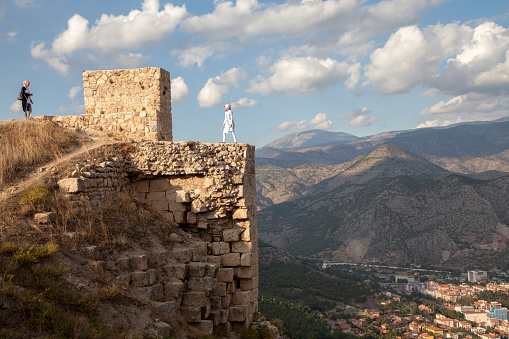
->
[258,243,374,338]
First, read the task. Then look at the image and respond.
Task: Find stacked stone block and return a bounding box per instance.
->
[57,158,141,210]
[36,67,172,141]
[57,140,258,335]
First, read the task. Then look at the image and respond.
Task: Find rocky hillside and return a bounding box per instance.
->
[258,173,509,269]
[257,144,450,209]
[444,149,509,176]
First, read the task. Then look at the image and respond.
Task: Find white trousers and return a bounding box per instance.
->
[223,131,237,143]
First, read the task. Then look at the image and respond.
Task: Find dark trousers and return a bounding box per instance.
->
[22,101,31,118]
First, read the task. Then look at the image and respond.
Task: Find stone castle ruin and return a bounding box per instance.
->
[38,67,258,336]
[45,68,172,141]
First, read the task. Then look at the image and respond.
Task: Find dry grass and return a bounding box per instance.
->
[0,178,161,250]
[0,118,166,253]
[0,119,79,187]
[0,120,151,248]
[0,121,185,337]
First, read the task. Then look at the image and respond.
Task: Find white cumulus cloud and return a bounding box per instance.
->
[232,97,259,109]
[415,119,456,129]
[430,22,509,97]
[175,45,216,68]
[270,112,333,131]
[68,86,82,100]
[363,23,472,95]
[10,100,22,112]
[14,0,37,8]
[170,77,189,103]
[342,107,378,126]
[31,0,187,75]
[249,56,360,96]
[363,20,509,123]
[176,0,444,67]
[364,21,509,98]
[418,93,509,122]
[182,0,443,45]
[197,67,248,107]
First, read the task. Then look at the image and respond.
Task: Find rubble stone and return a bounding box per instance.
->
[34,212,56,224]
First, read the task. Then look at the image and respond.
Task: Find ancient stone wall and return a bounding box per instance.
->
[57,141,258,335]
[37,67,172,141]
[42,66,258,336]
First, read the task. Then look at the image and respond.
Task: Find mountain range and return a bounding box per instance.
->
[263,129,360,150]
[256,119,509,269]
[256,120,509,172]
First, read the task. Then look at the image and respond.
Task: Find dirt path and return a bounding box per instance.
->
[0,135,113,204]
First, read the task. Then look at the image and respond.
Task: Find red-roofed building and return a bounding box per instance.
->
[435,317,457,328]
[350,319,360,327]
[458,321,472,330]
[339,323,351,333]
[422,325,444,336]
[479,333,500,339]
[419,305,431,313]
[409,321,420,332]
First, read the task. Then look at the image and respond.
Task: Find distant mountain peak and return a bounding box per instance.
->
[264,129,359,150]
[346,144,448,175]
[366,144,423,160]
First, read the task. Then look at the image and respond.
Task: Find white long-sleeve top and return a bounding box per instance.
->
[223,109,235,133]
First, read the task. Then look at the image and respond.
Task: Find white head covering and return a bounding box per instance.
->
[23,80,30,87]
[224,104,231,110]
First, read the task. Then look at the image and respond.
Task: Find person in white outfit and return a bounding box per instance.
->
[222,104,237,143]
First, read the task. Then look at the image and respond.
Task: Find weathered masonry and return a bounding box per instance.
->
[39,67,172,141]
[48,67,258,336]
[58,141,258,335]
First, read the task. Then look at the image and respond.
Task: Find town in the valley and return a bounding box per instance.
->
[320,264,509,339]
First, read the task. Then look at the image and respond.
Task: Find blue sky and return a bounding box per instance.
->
[1,0,508,147]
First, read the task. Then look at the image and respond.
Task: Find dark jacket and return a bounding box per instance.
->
[21,86,33,113]
[21,86,31,102]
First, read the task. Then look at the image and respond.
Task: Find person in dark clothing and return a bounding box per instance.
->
[21,80,33,119]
